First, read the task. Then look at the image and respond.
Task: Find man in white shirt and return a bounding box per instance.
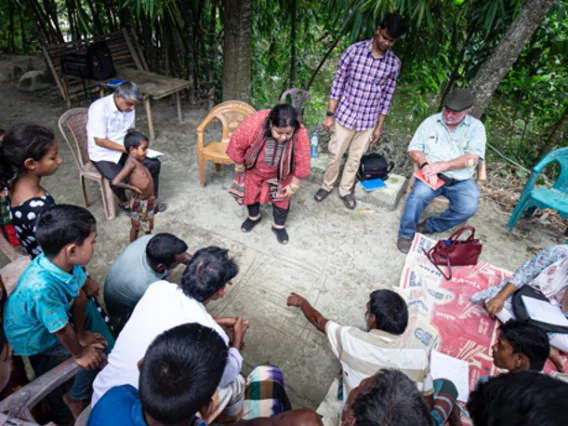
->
[86,81,166,214]
[92,246,248,420]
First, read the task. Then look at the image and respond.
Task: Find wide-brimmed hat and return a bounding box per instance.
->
[443,88,474,112]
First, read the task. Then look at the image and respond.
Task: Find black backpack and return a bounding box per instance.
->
[86,41,116,80]
[61,53,89,78]
[357,153,394,182]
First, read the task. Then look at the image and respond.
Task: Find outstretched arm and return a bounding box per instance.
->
[287,293,328,333]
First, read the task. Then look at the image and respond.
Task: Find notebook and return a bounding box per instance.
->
[414,169,444,190]
[360,178,386,192]
[146,149,164,159]
[430,350,470,402]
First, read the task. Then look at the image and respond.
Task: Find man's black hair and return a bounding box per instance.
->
[181,246,238,302]
[146,233,188,267]
[380,13,407,38]
[369,289,408,335]
[0,124,55,189]
[139,323,228,425]
[500,320,549,371]
[35,205,96,259]
[353,369,431,426]
[124,131,149,152]
[264,104,300,138]
[467,371,568,426]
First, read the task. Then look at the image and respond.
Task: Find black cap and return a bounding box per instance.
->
[443,88,474,112]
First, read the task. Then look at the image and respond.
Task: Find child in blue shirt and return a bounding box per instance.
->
[88,323,228,426]
[3,204,112,420]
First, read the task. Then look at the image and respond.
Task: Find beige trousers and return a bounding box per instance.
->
[322,122,374,197]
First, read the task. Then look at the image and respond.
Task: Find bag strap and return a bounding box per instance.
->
[424,244,453,280]
[448,226,476,243]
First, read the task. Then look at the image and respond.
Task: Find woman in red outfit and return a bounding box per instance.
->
[227,104,310,244]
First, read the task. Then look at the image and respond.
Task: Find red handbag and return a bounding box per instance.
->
[424,226,483,280]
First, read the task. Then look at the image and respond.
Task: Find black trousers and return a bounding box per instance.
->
[92,154,161,203]
[247,202,289,226]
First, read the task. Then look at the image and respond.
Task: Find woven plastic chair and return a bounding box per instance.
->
[58,108,116,219]
[196,101,256,187]
[506,147,568,239]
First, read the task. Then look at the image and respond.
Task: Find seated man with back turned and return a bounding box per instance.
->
[287,290,461,426]
[86,81,166,214]
[397,88,486,254]
[93,247,248,423]
[103,233,191,330]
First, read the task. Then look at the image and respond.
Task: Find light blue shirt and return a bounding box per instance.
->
[4,253,86,356]
[408,113,486,180]
[103,235,166,316]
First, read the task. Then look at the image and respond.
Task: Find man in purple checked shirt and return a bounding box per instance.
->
[314,13,406,210]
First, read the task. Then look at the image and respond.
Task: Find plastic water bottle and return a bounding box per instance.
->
[310,131,319,158]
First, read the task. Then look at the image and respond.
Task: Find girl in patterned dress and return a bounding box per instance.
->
[0,124,60,258]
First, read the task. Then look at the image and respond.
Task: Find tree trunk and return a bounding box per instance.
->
[222,0,252,102]
[536,108,568,160]
[470,0,555,119]
[289,0,297,88]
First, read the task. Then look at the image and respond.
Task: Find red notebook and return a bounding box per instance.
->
[414,169,445,190]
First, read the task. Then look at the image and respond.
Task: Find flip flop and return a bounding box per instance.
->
[341,194,357,210]
[314,188,330,202]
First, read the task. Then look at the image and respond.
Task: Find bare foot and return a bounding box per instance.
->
[549,347,566,373]
[63,391,89,419]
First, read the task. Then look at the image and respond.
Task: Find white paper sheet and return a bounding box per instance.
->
[146,148,164,159]
[430,350,470,402]
[522,296,568,327]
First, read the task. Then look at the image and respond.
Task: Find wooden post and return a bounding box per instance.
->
[144,96,155,140]
[176,92,182,124]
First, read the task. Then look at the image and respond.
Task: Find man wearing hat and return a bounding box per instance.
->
[397,88,486,254]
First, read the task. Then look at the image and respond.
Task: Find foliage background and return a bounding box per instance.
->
[0,0,567,171]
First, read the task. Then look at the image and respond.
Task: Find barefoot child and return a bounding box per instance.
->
[112,132,158,242]
[3,205,111,420]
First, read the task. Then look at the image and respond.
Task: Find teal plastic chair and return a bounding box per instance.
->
[506,147,568,237]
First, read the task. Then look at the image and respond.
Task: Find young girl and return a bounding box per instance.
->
[0,124,60,258]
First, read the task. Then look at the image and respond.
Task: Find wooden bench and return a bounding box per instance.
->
[42,29,191,139]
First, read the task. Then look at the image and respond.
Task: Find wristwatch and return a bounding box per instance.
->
[326,111,335,117]
[420,162,429,169]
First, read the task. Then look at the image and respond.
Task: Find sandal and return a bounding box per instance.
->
[241,216,262,233]
[272,227,289,245]
[341,194,357,210]
[314,188,330,202]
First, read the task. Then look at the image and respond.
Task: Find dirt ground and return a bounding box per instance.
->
[0,80,566,409]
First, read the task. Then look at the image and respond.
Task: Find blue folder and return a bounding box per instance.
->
[360,178,387,192]
[106,79,127,87]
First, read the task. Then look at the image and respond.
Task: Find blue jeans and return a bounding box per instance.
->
[399,178,479,239]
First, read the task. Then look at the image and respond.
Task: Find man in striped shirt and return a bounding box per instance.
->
[314,13,406,210]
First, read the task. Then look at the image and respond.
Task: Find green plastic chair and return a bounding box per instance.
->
[506,147,568,238]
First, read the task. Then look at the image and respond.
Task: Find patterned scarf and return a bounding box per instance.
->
[243,120,295,181]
